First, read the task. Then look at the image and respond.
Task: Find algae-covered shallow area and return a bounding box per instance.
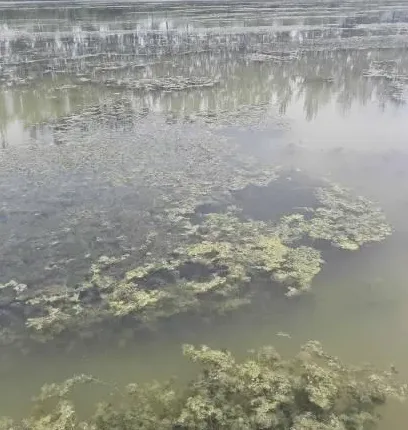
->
[1,341,407,430]
[0,168,391,348]
[1,0,408,429]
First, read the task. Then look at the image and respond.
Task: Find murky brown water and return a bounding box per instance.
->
[1,1,408,428]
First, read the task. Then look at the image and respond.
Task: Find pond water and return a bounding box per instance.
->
[1,0,408,428]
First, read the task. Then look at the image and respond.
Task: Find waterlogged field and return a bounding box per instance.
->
[1,0,408,428]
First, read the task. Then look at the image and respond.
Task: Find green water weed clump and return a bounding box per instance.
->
[274,183,391,251]
[310,185,392,250]
[0,341,405,430]
[1,212,324,344]
[0,171,392,347]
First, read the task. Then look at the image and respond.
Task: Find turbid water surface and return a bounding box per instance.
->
[1,1,408,428]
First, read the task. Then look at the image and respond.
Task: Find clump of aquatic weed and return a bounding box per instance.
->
[0,172,392,347]
[233,172,392,251]
[12,211,324,344]
[0,341,405,430]
[275,184,391,251]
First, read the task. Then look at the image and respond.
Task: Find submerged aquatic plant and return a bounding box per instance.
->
[0,176,391,347]
[310,185,392,250]
[0,341,405,430]
[274,183,391,251]
[0,211,324,345]
[0,164,391,347]
[189,213,324,292]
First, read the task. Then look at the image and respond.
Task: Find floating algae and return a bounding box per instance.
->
[274,183,392,251]
[0,341,405,429]
[1,212,322,345]
[0,107,284,292]
[89,76,219,92]
[247,51,299,63]
[309,185,392,250]
[0,113,393,348]
[230,172,392,251]
[0,170,392,348]
[32,98,286,147]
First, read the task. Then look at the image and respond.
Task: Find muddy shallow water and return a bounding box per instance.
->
[1,1,408,428]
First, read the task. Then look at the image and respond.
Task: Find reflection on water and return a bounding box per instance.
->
[1,0,408,146]
[1,48,407,147]
[1,1,408,429]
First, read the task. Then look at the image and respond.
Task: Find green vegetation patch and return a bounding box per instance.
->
[0,341,405,429]
[276,184,392,251]
[13,212,322,343]
[0,174,392,347]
